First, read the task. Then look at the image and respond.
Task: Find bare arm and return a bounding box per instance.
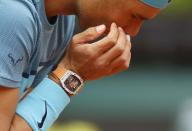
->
[0,87,32,131]
[0,23,131,131]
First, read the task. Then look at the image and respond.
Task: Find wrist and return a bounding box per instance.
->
[48,74,60,85]
[59,55,82,79]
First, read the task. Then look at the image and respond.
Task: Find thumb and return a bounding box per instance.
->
[72,24,106,44]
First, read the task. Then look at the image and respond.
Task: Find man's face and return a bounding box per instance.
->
[77,0,161,36]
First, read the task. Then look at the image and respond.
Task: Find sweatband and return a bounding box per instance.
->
[140,0,171,9]
[16,78,70,131]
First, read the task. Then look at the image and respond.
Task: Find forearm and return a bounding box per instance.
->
[14,77,70,131]
[0,103,32,131]
[9,76,69,131]
[0,87,26,131]
[9,114,32,131]
[9,88,33,131]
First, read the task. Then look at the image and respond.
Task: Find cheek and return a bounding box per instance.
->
[77,6,102,30]
[78,12,108,31]
[77,8,133,32]
[77,15,97,31]
[109,11,133,28]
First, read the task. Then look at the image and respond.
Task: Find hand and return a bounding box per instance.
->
[59,23,131,81]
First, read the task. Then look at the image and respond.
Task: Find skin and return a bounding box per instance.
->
[57,0,160,80]
[76,0,160,36]
[0,0,162,130]
[45,0,160,36]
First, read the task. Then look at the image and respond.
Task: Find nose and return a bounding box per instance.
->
[125,19,143,37]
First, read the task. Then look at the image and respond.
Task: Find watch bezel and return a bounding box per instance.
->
[60,70,83,95]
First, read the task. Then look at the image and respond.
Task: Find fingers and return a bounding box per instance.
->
[108,43,131,75]
[96,27,127,65]
[72,24,106,44]
[91,27,131,77]
[92,23,120,54]
[126,35,131,49]
[95,43,131,78]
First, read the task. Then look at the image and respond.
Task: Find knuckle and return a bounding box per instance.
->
[96,61,107,68]
[86,28,94,36]
[107,36,117,45]
[120,57,127,64]
[115,45,124,54]
[84,28,97,40]
[110,39,117,45]
[89,53,97,60]
[72,35,78,43]
[127,51,132,59]
[127,42,132,50]
[124,62,130,69]
[119,59,129,70]
[121,56,130,69]
[119,55,130,66]
[91,48,99,58]
[128,51,132,56]
[98,62,105,68]
[87,35,95,41]
[86,48,96,60]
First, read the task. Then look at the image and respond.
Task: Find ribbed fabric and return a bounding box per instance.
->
[0,0,76,92]
[0,0,75,130]
[0,0,38,87]
[16,78,70,131]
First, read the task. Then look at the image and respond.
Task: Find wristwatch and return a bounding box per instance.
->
[49,66,84,96]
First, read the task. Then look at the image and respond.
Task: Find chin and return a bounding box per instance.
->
[130,33,137,37]
[126,30,139,37]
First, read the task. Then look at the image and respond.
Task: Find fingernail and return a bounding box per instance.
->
[112,22,116,27]
[96,24,106,33]
[126,35,131,42]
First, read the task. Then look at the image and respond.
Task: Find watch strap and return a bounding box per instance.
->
[51,66,68,79]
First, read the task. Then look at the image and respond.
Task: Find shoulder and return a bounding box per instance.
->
[0,0,40,35]
[1,0,36,19]
[0,0,41,54]
[0,0,41,87]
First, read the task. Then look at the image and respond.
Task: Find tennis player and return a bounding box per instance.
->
[0,0,171,130]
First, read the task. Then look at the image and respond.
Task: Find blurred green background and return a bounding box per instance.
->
[49,0,192,131]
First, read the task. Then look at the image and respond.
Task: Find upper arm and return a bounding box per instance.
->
[0,1,38,88]
[0,2,38,130]
[0,87,19,131]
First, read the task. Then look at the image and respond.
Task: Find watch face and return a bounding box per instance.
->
[64,75,81,92]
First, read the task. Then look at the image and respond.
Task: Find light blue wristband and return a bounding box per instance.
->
[16,78,70,131]
[140,0,171,9]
